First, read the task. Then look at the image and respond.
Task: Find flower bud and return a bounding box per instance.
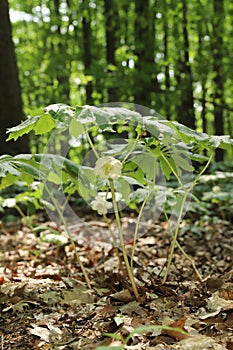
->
[213,186,221,193]
[94,156,122,180]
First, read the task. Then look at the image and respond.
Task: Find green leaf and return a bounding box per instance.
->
[159,156,172,180]
[170,121,209,143]
[15,161,40,179]
[63,158,80,178]
[171,154,194,172]
[69,118,84,138]
[34,114,55,134]
[210,135,233,149]
[130,188,150,203]
[101,107,142,125]
[0,155,21,177]
[0,174,18,190]
[6,116,40,141]
[76,105,98,124]
[78,166,96,200]
[130,153,159,182]
[123,160,145,185]
[116,177,131,202]
[47,171,63,184]
[45,104,74,129]
[45,103,74,120]
[143,117,176,138]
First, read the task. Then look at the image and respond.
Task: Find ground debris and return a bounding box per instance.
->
[0,216,232,349]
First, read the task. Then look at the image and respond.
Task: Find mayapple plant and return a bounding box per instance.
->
[1,103,233,301]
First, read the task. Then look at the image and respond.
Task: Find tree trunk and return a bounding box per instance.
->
[163,0,171,119]
[53,0,71,103]
[82,0,93,104]
[104,0,118,102]
[0,0,29,155]
[211,0,225,161]
[134,0,159,107]
[176,0,195,130]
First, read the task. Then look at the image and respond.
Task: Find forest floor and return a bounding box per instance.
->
[0,211,232,350]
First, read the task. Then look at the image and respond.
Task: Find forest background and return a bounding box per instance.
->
[0,0,232,162]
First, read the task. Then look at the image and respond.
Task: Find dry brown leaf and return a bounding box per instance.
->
[166,318,191,340]
[111,289,134,302]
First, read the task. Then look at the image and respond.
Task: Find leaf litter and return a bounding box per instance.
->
[0,213,232,349]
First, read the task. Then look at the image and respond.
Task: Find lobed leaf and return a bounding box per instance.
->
[6,116,40,141]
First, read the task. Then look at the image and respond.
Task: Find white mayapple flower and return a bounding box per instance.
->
[91,195,112,215]
[213,186,221,193]
[94,156,122,180]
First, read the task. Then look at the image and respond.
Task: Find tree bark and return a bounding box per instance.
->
[0,0,29,155]
[211,0,225,161]
[176,0,195,130]
[82,0,93,104]
[134,0,159,107]
[163,0,171,119]
[53,0,71,103]
[104,0,118,101]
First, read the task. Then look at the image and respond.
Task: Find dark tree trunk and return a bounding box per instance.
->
[104,0,118,101]
[176,0,195,130]
[163,0,171,119]
[134,0,159,107]
[211,0,225,161]
[0,0,29,155]
[201,84,207,134]
[53,0,71,103]
[82,0,93,104]
[196,17,209,134]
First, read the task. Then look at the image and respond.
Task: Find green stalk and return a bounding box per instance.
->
[109,179,141,302]
[162,152,214,284]
[103,214,125,276]
[15,204,34,231]
[45,185,92,289]
[84,126,99,159]
[159,150,183,187]
[164,210,203,281]
[162,192,188,284]
[122,133,140,165]
[130,190,151,268]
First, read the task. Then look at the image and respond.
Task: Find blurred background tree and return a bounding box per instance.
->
[2,0,233,160]
[0,0,29,155]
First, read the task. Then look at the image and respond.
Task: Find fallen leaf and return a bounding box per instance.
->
[111,289,134,302]
[3,300,38,313]
[207,291,233,311]
[166,319,191,340]
[174,335,226,350]
[62,286,96,306]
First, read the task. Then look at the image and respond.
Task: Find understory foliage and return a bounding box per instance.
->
[1,105,233,299]
[9,0,233,142]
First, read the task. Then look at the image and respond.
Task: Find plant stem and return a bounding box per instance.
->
[122,133,140,165]
[164,211,203,282]
[15,204,35,231]
[130,190,151,268]
[162,192,188,284]
[160,149,183,187]
[44,185,92,289]
[84,126,99,159]
[162,152,214,284]
[109,179,141,302]
[103,214,125,276]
